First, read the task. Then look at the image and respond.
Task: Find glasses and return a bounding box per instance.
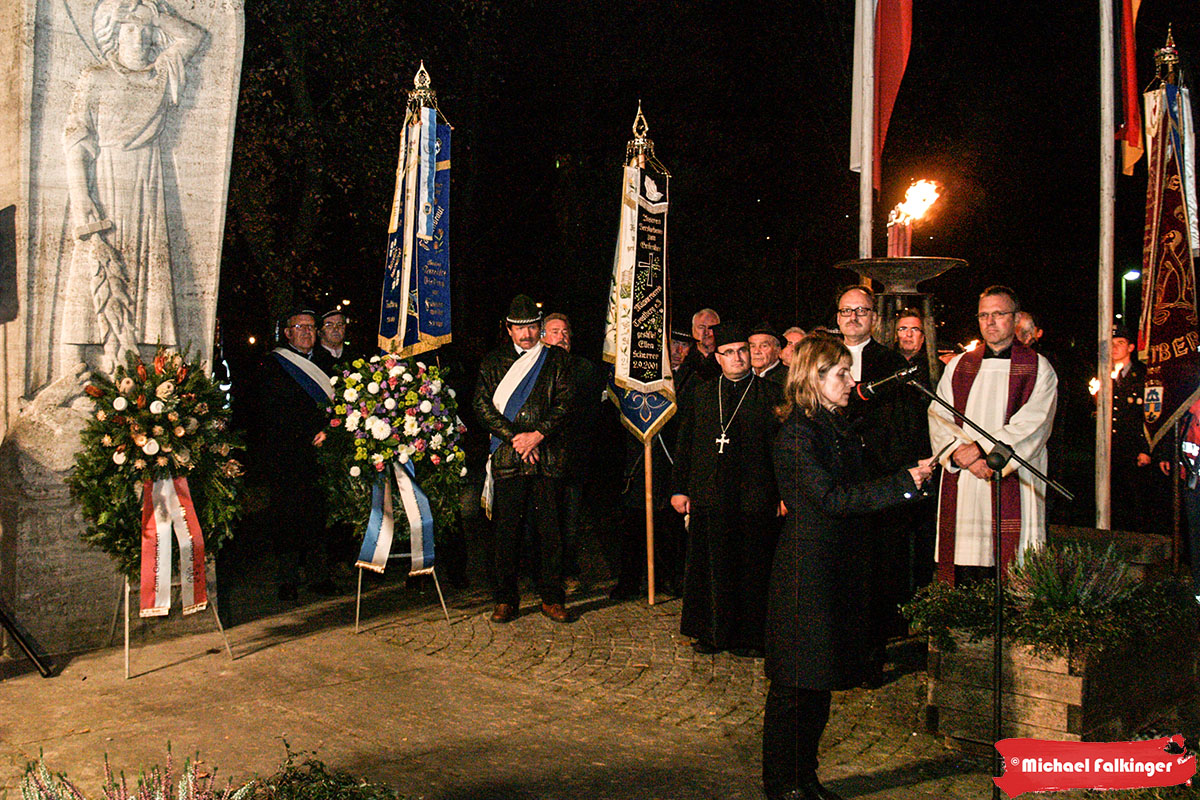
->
[976,311,1015,322]
[289,324,316,332]
[896,325,922,333]
[837,307,873,318]
[322,321,346,330]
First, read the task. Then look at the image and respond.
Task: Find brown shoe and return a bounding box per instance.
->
[540,602,573,624]
[491,603,517,623]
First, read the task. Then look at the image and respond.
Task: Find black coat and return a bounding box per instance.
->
[844,338,911,475]
[473,344,576,480]
[671,373,782,515]
[766,407,922,690]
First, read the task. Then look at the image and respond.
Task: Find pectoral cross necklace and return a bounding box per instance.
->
[717,375,753,454]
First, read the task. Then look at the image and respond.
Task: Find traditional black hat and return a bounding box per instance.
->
[506,294,542,325]
[748,323,781,346]
[321,307,347,322]
[713,322,749,349]
[670,328,696,343]
[1112,323,1134,342]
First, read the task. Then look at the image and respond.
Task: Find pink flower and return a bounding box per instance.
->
[413,439,426,451]
[375,461,386,472]
[430,454,441,465]
[330,418,342,427]
[388,378,398,388]
[406,408,418,416]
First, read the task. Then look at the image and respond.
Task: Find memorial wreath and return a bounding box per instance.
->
[319,354,466,570]
[68,348,243,611]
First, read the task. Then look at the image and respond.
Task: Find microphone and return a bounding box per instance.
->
[856,363,919,400]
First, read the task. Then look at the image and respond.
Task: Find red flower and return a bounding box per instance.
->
[84,384,102,398]
[136,363,147,381]
[330,418,342,427]
[176,366,188,383]
[136,394,147,409]
[153,353,166,375]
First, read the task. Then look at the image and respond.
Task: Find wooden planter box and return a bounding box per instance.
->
[924,631,1196,752]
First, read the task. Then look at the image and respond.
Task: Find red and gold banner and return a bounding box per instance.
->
[1138,83,1199,450]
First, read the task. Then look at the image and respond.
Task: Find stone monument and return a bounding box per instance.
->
[0,0,243,655]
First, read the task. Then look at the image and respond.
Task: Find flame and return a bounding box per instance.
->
[963,339,980,353]
[1089,377,1101,396]
[891,180,941,223]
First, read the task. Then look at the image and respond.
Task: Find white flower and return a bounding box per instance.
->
[350,465,361,477]
[112,451,127,465]
[142,439,160,455]
[343,388,359,402]
[346,411,362,432]
[459,466,468,477]
[416,361,426,370]
[448,388,457,398]
[384,398,396,410]
[403,416,420,437]
[402,372,413,382]
[398,450,410,464]
[330,375,339,385]
[149,400,165,414]
[419,400,432,414]
[430,380,443,394]
[112,396,128,411]
[367,381,380,395]
[389,365,403,378]
[370,420,392,440]
[371,452,385,465]
[155,380,175,400]
[430,433,444,448]
[350,372,363,382]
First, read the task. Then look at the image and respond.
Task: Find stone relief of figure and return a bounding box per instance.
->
[61,0,204,374]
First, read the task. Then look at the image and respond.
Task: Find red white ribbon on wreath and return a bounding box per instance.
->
[139,477,207,617]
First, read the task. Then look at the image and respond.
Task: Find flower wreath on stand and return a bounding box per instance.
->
[318,354,466,576]
[68,348,243,618]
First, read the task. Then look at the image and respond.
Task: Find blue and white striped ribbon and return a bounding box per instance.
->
[356,460,436,574]
[417,106,437,239]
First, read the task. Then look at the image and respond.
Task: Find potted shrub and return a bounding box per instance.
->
[902,543,1198,748]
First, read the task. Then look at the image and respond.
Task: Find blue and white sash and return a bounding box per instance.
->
[357,460,436,575]
[271,347,334,404]
[481,342,548,518]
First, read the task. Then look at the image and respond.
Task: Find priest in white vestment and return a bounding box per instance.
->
[929,286,1057,583]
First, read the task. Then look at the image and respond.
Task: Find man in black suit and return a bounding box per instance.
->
[670,322,782,657]
[836,285,913,682]
[1110,325,1157,532]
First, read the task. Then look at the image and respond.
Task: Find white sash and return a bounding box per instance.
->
[272,347,334,401]
[482,343,545,517]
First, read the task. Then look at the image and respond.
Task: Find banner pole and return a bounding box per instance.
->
[644,437,656,606]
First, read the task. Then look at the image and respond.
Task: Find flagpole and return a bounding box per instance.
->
[644,437,656,605]
[858,0,875,259]
[1096,0,1116,529]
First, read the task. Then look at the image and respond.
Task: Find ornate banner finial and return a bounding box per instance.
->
[410,61,437,110]
[1154,26,1179,84]
[626,101,658,166]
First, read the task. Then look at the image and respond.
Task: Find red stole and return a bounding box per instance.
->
[936,343,1039,585]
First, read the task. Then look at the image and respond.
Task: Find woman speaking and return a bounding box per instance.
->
[763,335,935,800]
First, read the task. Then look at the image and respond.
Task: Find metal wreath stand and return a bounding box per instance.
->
[111,577,233,680]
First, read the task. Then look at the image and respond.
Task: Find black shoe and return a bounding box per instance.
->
[691,640,720,655]
[277,583,298,602]
[730,647,765,659]
[798,777,844,800]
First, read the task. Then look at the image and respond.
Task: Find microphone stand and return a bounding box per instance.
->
[903,378,1072,800]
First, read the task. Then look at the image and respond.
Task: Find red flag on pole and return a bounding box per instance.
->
[1118,0,1144,174]
[850,0,912,192]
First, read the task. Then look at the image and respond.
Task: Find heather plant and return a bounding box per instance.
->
[21,750,248,800]
[902,543,1198,658]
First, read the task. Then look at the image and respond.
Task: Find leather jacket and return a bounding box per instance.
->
[473,344,576,480]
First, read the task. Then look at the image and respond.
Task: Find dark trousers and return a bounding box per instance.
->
[762,682,831,796]
[492,475,565,606]
[1185,484,1200,597]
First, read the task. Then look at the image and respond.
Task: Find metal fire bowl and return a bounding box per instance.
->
[834,257,967,295]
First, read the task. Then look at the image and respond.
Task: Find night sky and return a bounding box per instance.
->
[220,1,1199,366]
